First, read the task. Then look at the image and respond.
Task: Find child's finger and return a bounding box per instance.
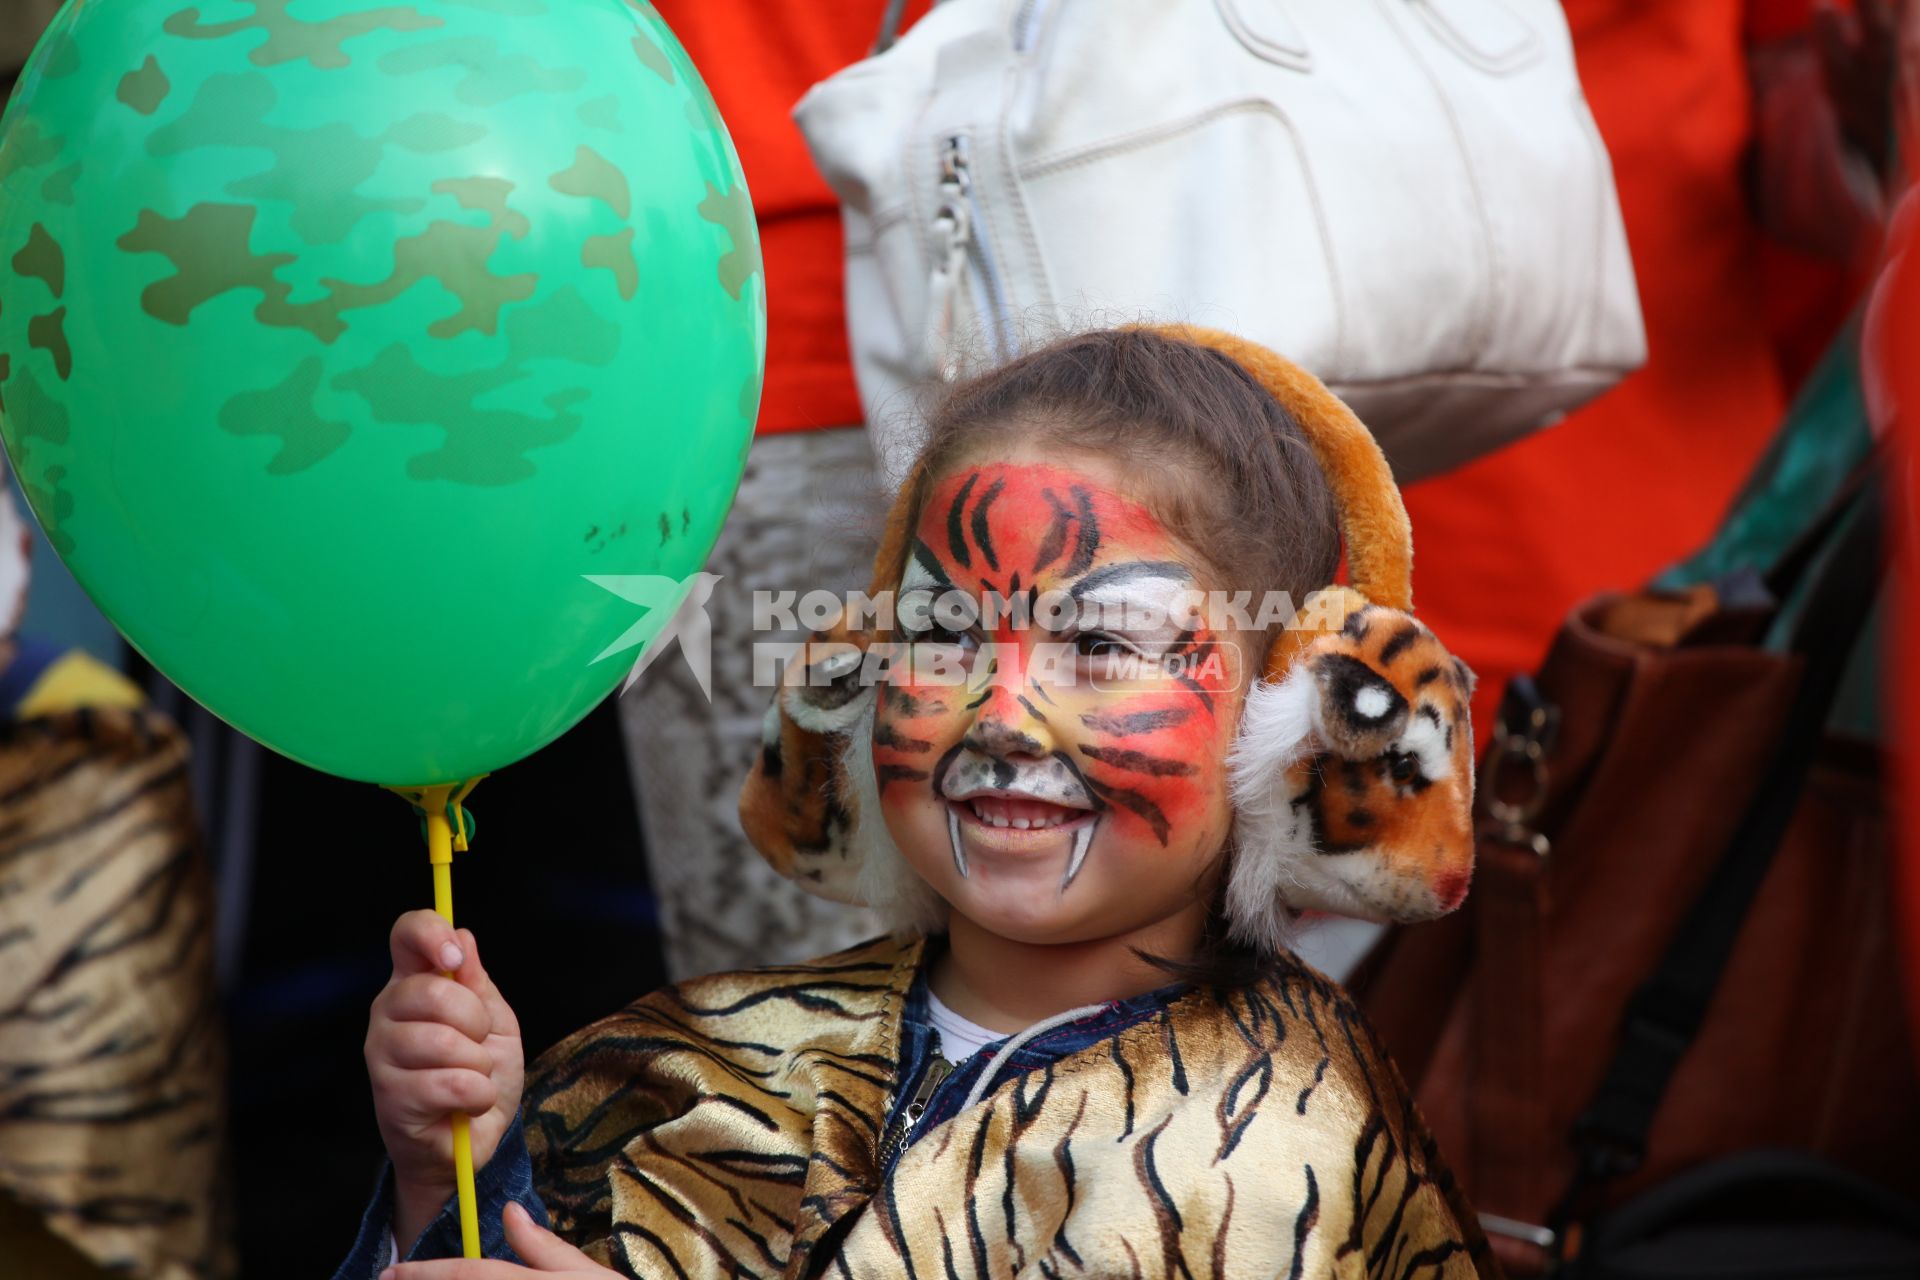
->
[382,1019,497,1076]
[455,929,522,1039]
[375,1064,499,1123]
[501,1201,601,1271]
[380,973,493,1045]
[391,910,466,977]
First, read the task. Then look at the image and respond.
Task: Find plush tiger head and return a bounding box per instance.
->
[1225,600,1477,947]
[739,327,1476,946]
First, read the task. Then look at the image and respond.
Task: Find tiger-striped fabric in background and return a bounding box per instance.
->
[0,704,228,1279]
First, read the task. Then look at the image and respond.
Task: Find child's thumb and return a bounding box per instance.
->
[502,1201,596,1272]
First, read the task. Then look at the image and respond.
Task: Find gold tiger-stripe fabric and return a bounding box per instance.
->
[0,705,229,1279]
[524,936,1493,1278]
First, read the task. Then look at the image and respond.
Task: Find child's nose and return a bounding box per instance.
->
[963,712,1048,760]
[961,672,1054,760]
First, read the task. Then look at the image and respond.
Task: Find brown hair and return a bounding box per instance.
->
[887,328,1343,985]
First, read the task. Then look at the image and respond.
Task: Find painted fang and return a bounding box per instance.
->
[1064,822,1095,891]
[947,805,968,879]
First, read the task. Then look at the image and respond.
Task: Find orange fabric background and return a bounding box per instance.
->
[1404,0,1791,734]
[660,4,926,435]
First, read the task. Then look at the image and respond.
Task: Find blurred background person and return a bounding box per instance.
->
[0,468,229,1279]
[615,4,927,979]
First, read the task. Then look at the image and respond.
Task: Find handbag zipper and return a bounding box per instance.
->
[926,134,1013,378]
[1012,0,1051,51]
[878,1049,955,1171]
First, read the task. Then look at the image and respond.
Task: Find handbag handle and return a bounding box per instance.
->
[1549,467,1887,1246]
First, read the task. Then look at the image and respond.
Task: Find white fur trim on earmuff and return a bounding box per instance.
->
[1223,664,1321,955]
[842,700,949,935]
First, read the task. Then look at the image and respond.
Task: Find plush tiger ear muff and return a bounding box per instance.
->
[1147,326,1476,949]
[739,327,1478,947]
[737,453,948,930]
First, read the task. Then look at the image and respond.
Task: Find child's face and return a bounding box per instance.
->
[872,446,1250,947]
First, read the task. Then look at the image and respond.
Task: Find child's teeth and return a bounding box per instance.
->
[964,798,1091,830]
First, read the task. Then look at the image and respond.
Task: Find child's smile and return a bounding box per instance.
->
[872,448,1246,945]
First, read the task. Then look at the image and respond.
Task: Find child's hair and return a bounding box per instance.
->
[882,328,1343,985]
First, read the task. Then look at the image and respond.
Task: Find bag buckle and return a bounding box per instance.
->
[1477,1211,1557,1250]
[1481,675,1561,856]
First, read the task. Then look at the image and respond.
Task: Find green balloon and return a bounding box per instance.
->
[0,0,762,783]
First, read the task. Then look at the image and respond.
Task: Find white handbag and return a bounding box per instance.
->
[794,0,1647,483]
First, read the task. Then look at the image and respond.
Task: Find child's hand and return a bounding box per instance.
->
[366,910,525,1249]
[382,1203,619,1278]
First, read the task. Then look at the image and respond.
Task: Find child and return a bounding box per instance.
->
[340,327,1490,1278]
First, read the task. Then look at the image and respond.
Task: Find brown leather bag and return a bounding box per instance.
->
[1352,489,1920,1275]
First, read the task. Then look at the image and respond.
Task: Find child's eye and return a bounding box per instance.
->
[922,624,979,650]
[1072,631,1132,658]
[904,620,978,651]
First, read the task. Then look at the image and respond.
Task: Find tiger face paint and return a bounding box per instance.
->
[872,452,1247,947]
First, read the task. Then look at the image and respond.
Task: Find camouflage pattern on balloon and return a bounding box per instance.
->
[0,0,763,783]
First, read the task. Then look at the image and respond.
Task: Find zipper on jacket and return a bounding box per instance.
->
[879,1049,955,1172]
[925,133,1012,378]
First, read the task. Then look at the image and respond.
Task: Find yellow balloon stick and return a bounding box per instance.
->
[395,782,484,1260]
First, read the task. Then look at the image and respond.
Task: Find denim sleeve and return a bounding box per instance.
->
[330,1112,549,1279]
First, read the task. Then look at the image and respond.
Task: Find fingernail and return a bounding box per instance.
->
[506,1200,527,1224]
[378,1269,395,1280]
[438,941,464,970]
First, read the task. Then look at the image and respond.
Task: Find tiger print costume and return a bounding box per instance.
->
[523,934,1491,1278]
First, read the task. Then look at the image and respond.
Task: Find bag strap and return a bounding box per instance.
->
[1761,456,1878,602]
[1583,1148,1920,1253]
[1467,673,1562,1226]
[1550,471,1886,1246]
[1467,835,1557,1220]
[873,0,912,54]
